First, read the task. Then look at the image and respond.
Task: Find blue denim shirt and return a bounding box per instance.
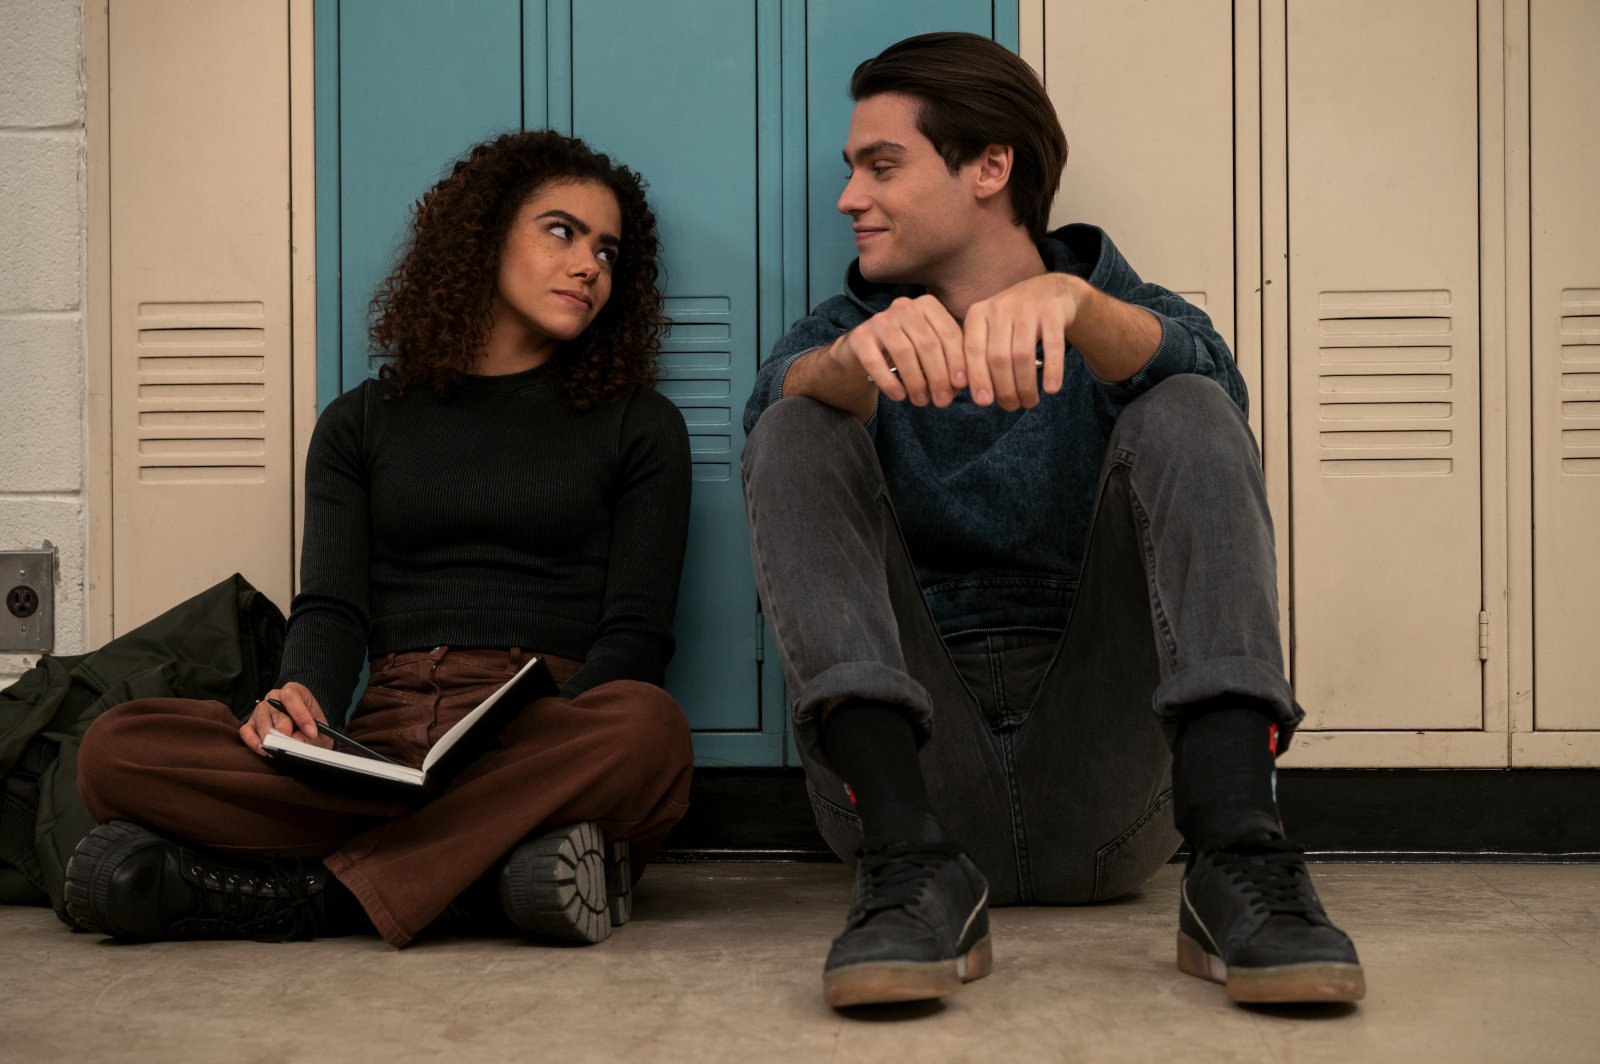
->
[743,224,1248,638]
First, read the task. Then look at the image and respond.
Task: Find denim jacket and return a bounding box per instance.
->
[743,224,1247,638]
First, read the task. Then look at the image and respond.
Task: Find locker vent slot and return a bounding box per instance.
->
[138,410,265,429]
[134,303,269,483]
[660,352,731,372]
[1559,295,1600,475]
[657,380,732,399]
[1319,374,1451,392]
[1559,314,1600,339]
[137,327,266,346]
[1177,291,1207,308]
[138,438,265,457]
[1318,316,1450,338]
[138,301,265,319]
[137,356,266,374]
[1316,301,1459,476]
[1322,459,1451,477]
[1319,402,1451,420]
[1319,430,1451,449]
[138,384,266,401]
[659,295,734,485]
[1319,345,1449,364]
[679,408,731,426]
[1319,289,1450,309]
[138,466,267,484]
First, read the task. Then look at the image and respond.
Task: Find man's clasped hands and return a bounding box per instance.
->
[824,272,1092,411]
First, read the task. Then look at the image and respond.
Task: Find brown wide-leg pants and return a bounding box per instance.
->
[76,647,694,947]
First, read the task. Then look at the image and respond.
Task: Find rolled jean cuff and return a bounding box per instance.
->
[792,660,934,765]
[1153,656,1305,750]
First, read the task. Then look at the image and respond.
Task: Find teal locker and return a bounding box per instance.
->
[316,1,1017,766]
[563,0,781,764]
[331,0,523,392]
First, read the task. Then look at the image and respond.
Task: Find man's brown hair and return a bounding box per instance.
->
[850,31,1067,239]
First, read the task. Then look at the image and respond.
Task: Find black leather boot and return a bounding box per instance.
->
[64,820,351,942]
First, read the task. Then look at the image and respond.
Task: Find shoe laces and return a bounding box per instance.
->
[1211,836,1316,918]
[851,840,963,922]
[172,854,324,941]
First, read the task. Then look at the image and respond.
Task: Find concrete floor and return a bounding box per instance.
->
[3,860,1598,1063]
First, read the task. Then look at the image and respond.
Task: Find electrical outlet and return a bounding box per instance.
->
[1,545,56,653]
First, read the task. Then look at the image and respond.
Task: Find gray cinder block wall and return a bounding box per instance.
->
[0,0,88,685]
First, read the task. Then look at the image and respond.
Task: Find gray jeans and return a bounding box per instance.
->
[741,374,1301,905]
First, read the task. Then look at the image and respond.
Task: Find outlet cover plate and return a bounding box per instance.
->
[1,548,56,653]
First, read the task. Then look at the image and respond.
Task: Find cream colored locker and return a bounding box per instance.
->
[1035,1,1236,355]
[1529,0,1600,734]
[1285,0,1484,731]
[108,1,294,630]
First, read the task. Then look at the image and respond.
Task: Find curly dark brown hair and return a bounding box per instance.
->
[369,130,666,409]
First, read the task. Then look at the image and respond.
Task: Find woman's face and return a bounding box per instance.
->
[491,178,622,347]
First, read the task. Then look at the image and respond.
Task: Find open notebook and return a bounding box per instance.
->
[262,656,557,797]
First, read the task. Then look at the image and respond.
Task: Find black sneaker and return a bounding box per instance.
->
[1178,833,1365,1003]
[498,822,629,944]
[822,840,992,1007]
[64,821,334,942]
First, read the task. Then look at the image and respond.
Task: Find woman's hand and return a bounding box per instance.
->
[240,682,333,757]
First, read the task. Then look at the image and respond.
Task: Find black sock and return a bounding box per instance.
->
[821,701,943,847]
[1172,702,1283,851]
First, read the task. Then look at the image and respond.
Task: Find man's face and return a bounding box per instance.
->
[838,92,979,285]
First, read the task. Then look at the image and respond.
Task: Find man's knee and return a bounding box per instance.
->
[743,397,869,487]
[1122,373,1241,428]
[748,395,858,447]
[1115,374,1257,469]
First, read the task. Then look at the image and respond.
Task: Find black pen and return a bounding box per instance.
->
[264,697,399,765]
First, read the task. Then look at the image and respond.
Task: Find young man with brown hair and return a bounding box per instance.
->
[741,32,1363,1009]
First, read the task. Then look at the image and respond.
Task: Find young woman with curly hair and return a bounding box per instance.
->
[66,130,695,949]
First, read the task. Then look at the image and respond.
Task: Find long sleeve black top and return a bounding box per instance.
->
[274,364,692,722]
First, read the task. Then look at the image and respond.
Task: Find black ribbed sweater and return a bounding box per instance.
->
[275,365,692,721]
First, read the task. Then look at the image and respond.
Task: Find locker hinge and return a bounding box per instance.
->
[755,613,766,663]
[1478,611,1490,662]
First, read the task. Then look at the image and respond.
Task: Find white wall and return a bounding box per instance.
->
[0,0,87,686]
